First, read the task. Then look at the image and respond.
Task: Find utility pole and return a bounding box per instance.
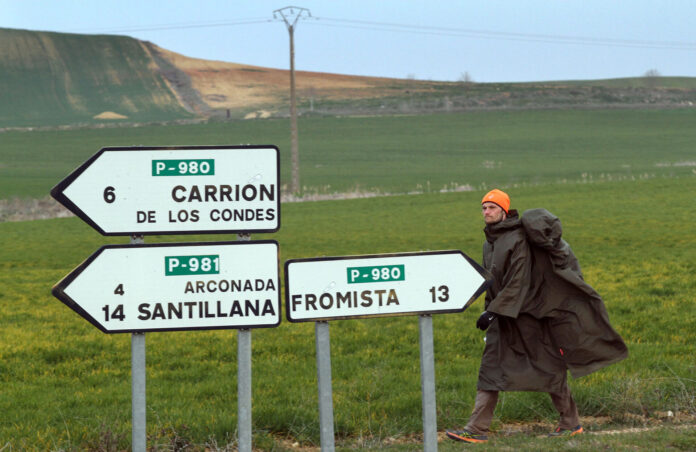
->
[274,6,311,195]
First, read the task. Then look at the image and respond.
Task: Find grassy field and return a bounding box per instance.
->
[543,76,696,89]
[1,110,695,449]
[1,177,695,450]
[1,109,696,200]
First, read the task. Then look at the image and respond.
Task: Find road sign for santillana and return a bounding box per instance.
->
[284,250,491,322]
[50,145,279,236]
[52,241,280,333]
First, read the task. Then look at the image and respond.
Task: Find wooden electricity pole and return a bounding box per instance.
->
[274,6,311,195]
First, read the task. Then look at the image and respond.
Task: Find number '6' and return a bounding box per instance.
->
[103,186,116,203]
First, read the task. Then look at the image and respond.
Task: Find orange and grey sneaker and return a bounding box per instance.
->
[445,428,488,443]
[547,425,583,437]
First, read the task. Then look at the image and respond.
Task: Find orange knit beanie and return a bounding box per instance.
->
[481,189,510,213]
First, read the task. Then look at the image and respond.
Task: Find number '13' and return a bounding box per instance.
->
[429,285,449,302]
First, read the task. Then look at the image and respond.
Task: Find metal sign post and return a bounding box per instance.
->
[237,233,253,452]
[52,144,283,452]
[131,332,146,452]
[284,250,491,450]
[315,321,335,452]
[130,235,146,452]
[419,315,437,452]
[237,327,252,452]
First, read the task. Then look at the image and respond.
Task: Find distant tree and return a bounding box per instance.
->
[459,72,474,84]
[644,69,660,89]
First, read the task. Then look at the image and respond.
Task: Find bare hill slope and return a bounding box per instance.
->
[144,42,450,117]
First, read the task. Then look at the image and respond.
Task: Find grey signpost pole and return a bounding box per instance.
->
[286,251,490,452]
[419,315,438,452]
[50,146,282,452]
[238,328,252,452]
[237,233,253,452]
[130,235,146,452]
[315,321,335,451]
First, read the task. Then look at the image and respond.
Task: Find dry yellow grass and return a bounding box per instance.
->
[93,111,128,119]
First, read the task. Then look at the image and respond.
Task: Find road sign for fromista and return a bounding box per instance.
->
[52,241,281,333]
[285,250,491,322]
[50,146,279,235]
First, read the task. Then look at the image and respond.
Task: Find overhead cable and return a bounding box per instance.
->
[311,16,696,50]
[69,18,277,34]
[64,14,696,50]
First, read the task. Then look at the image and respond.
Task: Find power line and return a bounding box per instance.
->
[61,14,696,51]
[310,16,696,51]
[68,18,277,34]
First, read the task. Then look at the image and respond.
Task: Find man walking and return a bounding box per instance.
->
[446,189,628,443]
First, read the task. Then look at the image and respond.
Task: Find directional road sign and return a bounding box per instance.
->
[53,241,280,333]
[284,250,491,322]
[51,145,280,235]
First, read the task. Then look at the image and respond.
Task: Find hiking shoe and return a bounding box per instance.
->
[445,429,488,443]
[547,425,583,437]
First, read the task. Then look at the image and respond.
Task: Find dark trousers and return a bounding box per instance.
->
[464,384,579,434]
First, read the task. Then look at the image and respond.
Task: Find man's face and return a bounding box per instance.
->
[482,202,506,224]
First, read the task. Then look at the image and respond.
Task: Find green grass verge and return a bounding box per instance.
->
[1,177,694,449]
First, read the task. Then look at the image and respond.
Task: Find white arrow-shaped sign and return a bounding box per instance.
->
[284,250,491,322]
[53,241,280,333]
[50,145,280,235]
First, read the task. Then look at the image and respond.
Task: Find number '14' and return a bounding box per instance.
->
[103,304,125,322]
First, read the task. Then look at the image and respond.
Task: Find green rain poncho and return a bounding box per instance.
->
[477,209,628,392]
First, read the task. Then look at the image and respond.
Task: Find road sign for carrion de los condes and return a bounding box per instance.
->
[52,241,281,333]
[50,145,279,235]
[285,250,492,322]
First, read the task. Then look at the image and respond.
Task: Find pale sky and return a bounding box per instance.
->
[4,0,696,82]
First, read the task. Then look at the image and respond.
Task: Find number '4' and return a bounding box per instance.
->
[114,284,124,295]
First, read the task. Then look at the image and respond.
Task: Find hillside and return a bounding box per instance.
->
[143,42,452,118]
[1,27,696,128]
[0,28,195,127]
[0,27,455,127]
[148,43,696,118]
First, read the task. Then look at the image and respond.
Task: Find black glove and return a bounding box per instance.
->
[476,311,496,331]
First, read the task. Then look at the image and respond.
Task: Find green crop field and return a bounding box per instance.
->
[1,110,695,450]
[1,109,696,200]
[0,28,191,128]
